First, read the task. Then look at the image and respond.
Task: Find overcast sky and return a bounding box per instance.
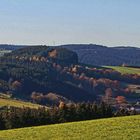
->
[0,0,140,47]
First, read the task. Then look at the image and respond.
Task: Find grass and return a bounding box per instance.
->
[0,115,139,140]
[105,66,140,75]
[0,98,43,109]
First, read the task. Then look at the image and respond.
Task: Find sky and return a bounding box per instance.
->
[0,0,140,47]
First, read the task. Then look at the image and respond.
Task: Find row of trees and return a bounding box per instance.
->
[0,102,137,130]
[0,102,113,130]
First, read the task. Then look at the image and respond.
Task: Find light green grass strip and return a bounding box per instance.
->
[0,115,139,140]
[105,66,140,75]
[0,98,42,109]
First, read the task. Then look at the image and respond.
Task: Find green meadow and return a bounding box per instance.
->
[0,115,139,140]
[0,98,43,109]
[105,66,140,75]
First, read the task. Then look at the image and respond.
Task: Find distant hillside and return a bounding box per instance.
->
[0,44,140,106]
[0,115,139,140]
[59,44,140,66]
[1,44,140,66]
[0,44,25,50]
[0,46,94,105]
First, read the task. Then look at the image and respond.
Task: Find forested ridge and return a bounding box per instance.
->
[1,44,140,66]
[0,45,140,106]
[60,44,140,66]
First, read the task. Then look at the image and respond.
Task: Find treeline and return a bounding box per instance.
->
[0,102,112,130]
[0,102,137,130]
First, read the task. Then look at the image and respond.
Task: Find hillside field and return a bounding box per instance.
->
[0,115,139,140]
[105,66,140,75]
[0,98,43,109]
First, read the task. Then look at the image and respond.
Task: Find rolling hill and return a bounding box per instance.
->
[59,44,140,66]
[1,44,140,66]
[0,115,139,140]
[0,45,140,106]
[0,97,43,109]
[0,46,94,105]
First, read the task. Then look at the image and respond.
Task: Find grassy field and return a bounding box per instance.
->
[105,66,140,75]
[0,98,43,109]
[0,115,139,140]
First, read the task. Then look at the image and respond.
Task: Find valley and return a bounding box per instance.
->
[0,45,140,107]
[1,1,140,139]
[0,44,140,133]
